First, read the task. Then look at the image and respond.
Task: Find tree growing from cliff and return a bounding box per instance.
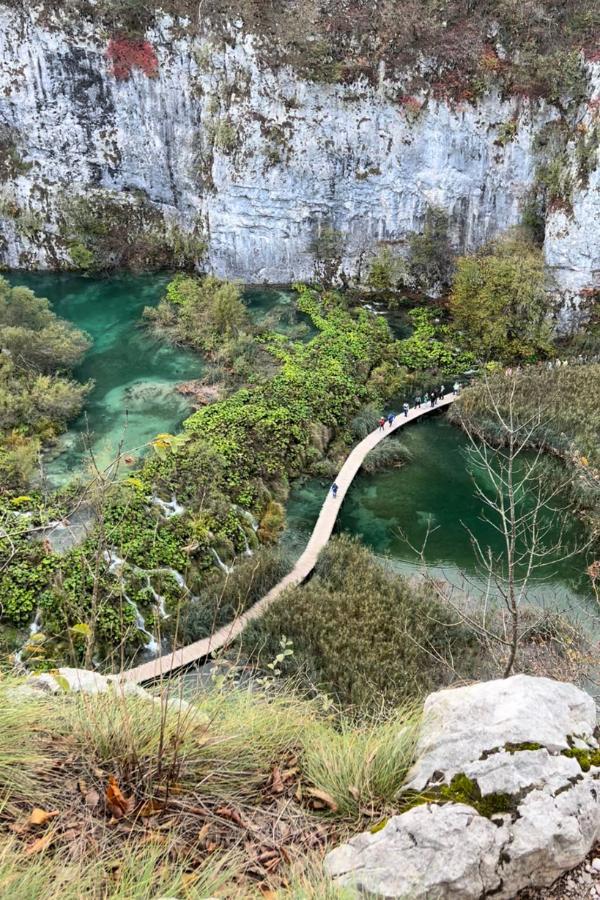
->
[407,206,454,296]
[450,232,554,362]
[309,223,345,287]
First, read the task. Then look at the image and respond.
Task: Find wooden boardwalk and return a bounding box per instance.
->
[123,394,455,684]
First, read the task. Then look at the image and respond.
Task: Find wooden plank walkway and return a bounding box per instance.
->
[123,393,455,684]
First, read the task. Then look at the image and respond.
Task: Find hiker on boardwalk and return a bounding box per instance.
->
[387,412,395,427]
[378,416,386,430]
[415,395,422,408]
[453,381,460,395]
[402,402,410,417]
[423,392,429,406]
[331,482,338,498]
[440,384,445,397]
[430,391,436,407]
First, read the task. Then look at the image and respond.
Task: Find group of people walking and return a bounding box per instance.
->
[332,382,462,499]
[376,382,461,431]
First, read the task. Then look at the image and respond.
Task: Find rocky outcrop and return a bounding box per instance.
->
[0,5,598,302]
[325,675,600,899]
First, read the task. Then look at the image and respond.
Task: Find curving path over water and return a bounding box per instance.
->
[123,394,455,684]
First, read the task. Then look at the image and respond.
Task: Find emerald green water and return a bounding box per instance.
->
[284,415,594,623]
[7,274,299,484]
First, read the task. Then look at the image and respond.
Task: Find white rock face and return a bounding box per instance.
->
[326,803,509,899]
[406,673,597,791]
[325,675,600,899]
[0,6,597,301]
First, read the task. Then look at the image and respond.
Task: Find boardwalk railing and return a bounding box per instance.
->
[123,394,455,684]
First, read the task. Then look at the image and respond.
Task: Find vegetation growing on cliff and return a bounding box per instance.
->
[61,191,205,272]
[367,206,454,299]
[5,0,596,106]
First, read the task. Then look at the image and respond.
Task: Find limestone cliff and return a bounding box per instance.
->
[0,4,598,302]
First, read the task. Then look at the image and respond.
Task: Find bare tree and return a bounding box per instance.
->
[454,376,589,676]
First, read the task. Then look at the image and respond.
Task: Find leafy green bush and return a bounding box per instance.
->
[0,278,91,494]
[367,246,407,294]
[395,308,475,374]
[0,279,90,372]
[145,274,250,352]
[450,232,554,362]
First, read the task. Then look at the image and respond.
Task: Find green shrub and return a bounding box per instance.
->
[367,246,406,293]
[449,232,554,362]
[68,241,94,270]
[181,548,288,642]
[243,535,478,709]
[0,277,91,494]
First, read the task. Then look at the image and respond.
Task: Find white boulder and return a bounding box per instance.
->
[407,674,597,791]
[325,675,600,899]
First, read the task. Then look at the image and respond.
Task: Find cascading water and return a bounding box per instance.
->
[237,523,254,557]
[124,596,159,655]
[151,494,185,518]
[210,548,234,575]
[29,609,42,636]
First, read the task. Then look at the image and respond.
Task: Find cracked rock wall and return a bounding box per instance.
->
[0,5,598,300]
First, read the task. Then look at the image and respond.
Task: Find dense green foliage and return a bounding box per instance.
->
[175,284,396,506]
[143,274,266,383]
[367,207,454,299]
[395,308,475,374]
[0,278,91,492]
[0,284,404,661]
[450,234,554,362]
[145,274,250,348]
[243,535,478,710]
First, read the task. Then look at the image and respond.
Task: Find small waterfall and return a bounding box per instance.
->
[103,549,201,647]
[160,567,187,590]
[12,609,43,668]
[103,549,126,575]
[237,507,259,532]
[125,595,158,655]
[29,609,42,636]
[146,577,169,620]
[151,494,185,518]
[211,548,233,575]
[237,524,253,557]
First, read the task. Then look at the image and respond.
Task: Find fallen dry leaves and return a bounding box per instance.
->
[29,808,59,826]
[305,788,339,813]
[106,776,133,820]
[25,832,54,856]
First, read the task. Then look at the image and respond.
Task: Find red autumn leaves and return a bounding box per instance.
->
[107,37,158,81]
